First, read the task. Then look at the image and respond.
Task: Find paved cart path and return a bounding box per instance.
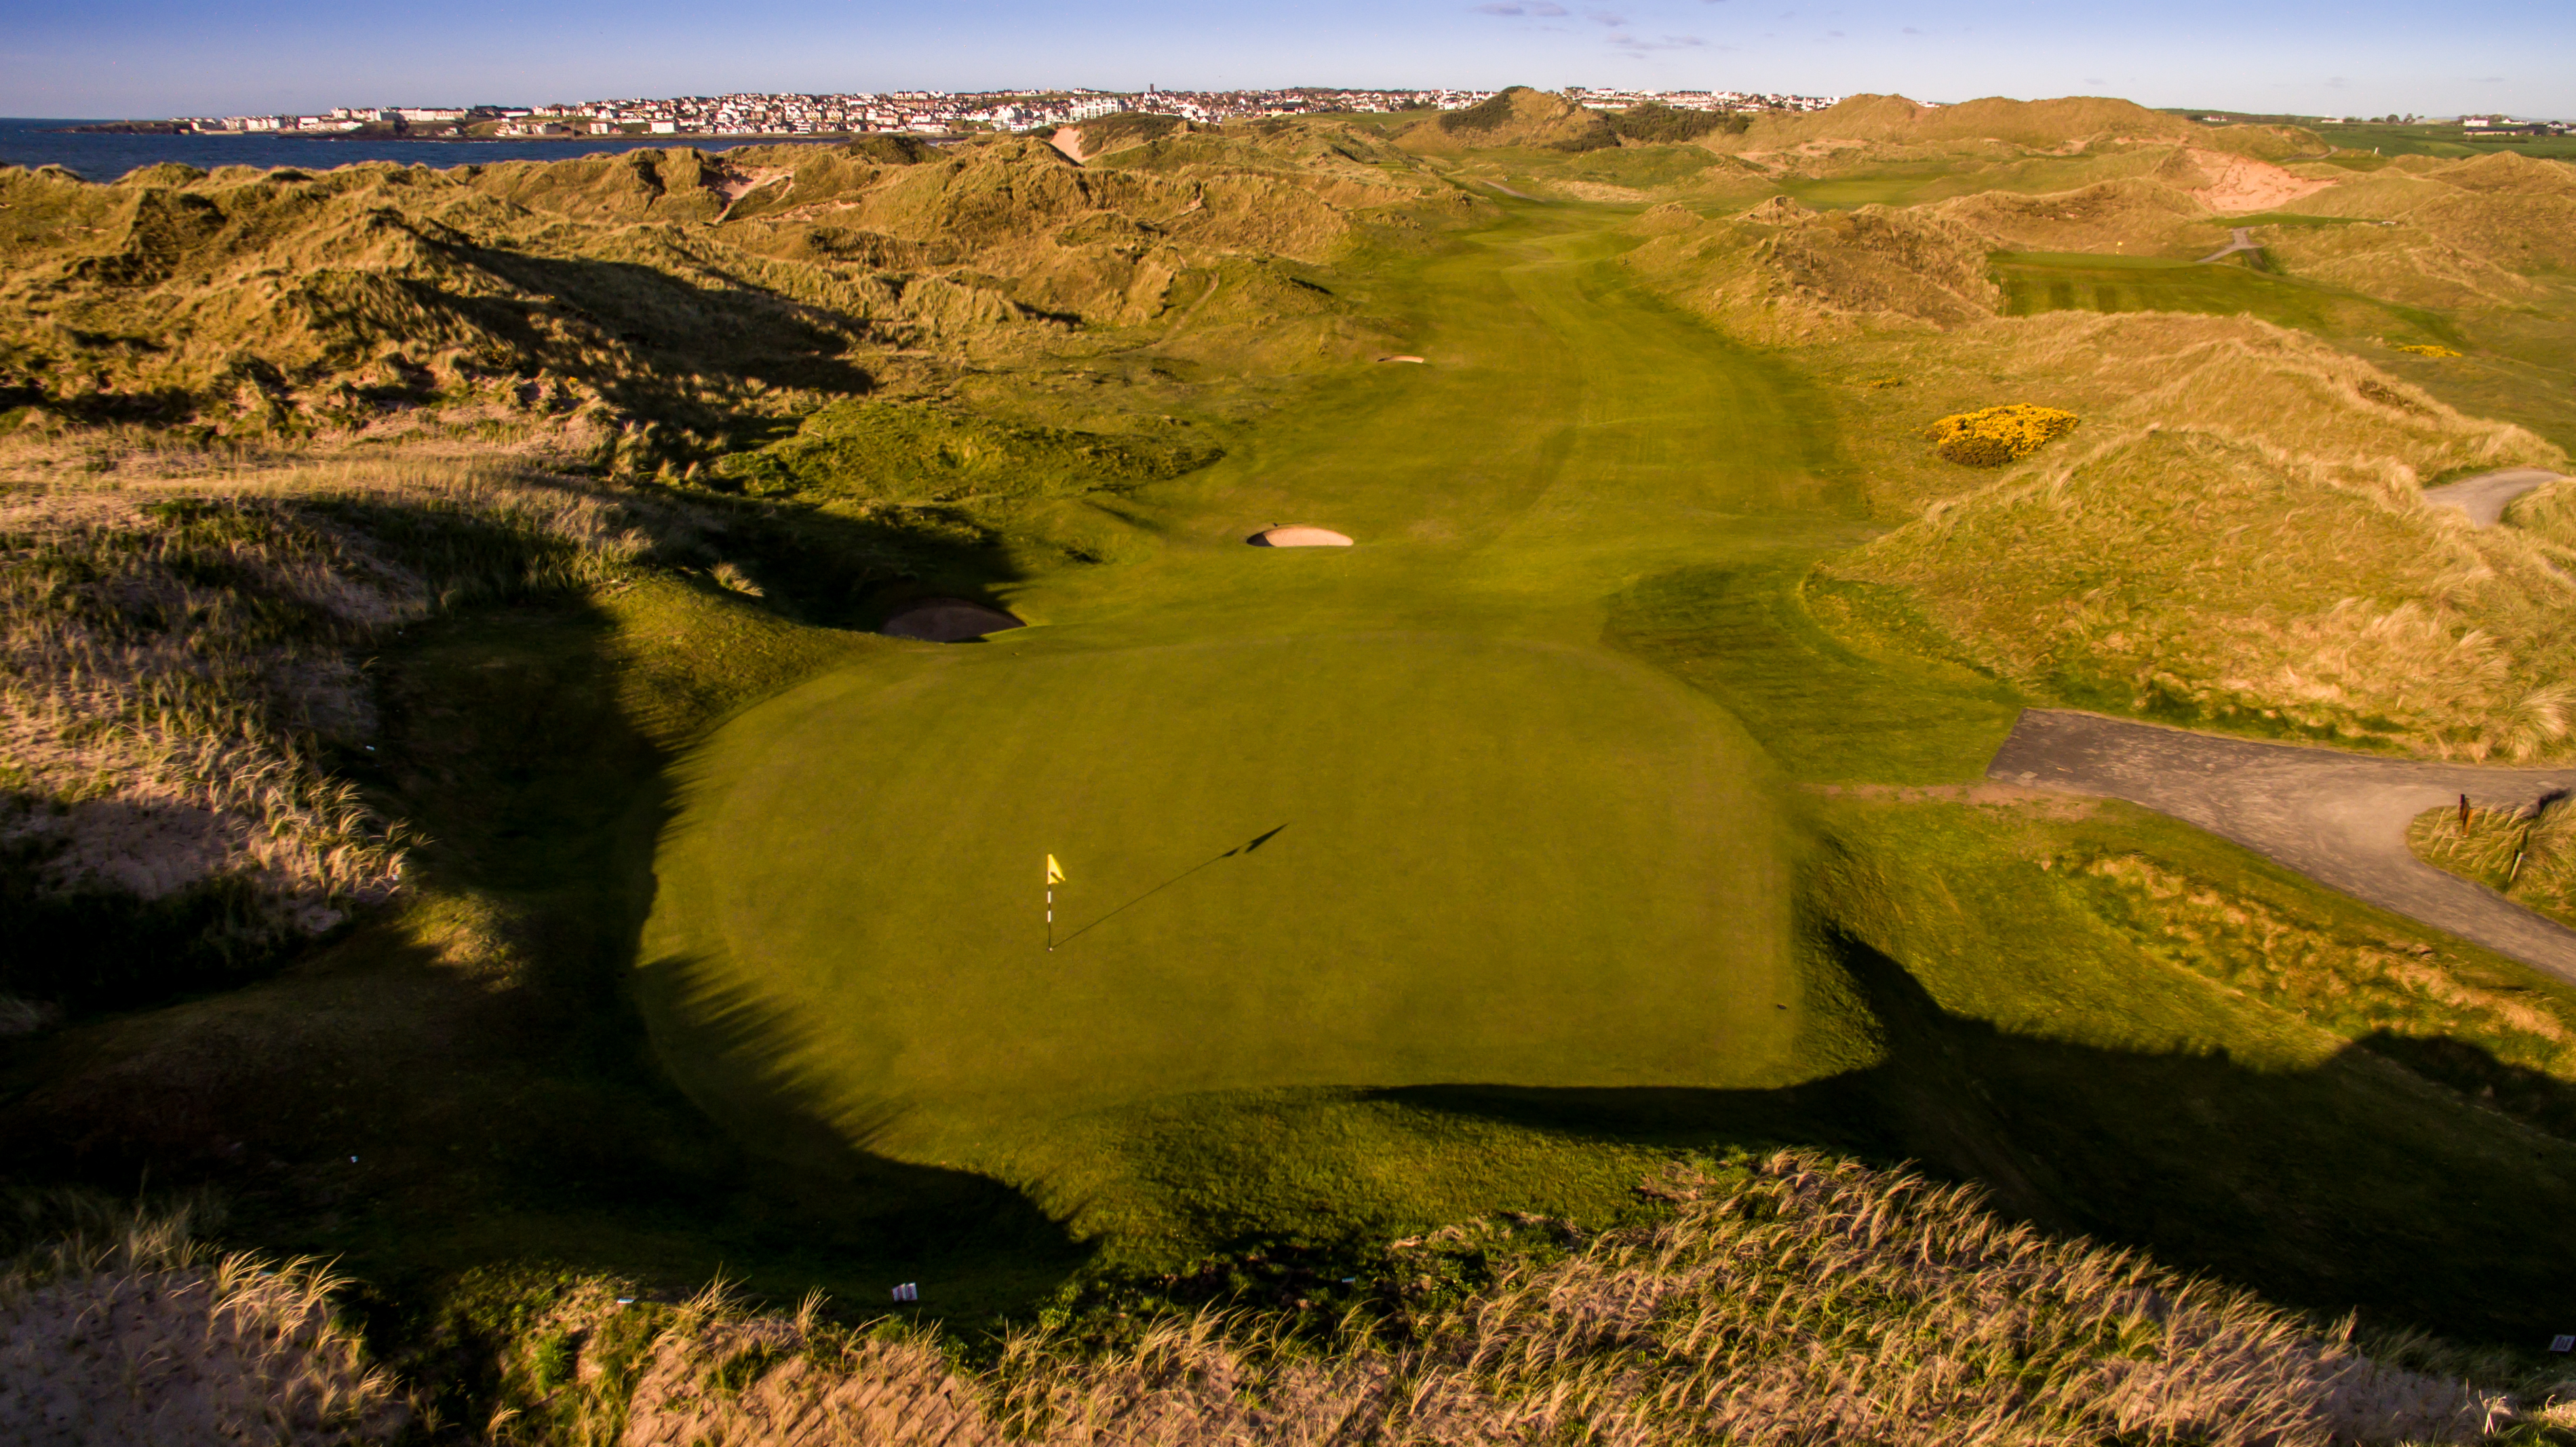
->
[2421,466,2564,526]
[1988,709,2576,982]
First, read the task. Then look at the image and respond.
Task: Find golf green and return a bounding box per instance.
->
[646,628,1791,1142]
[638,208,1843,1247]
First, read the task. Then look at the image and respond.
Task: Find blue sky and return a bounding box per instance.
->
[4,0,2568,120]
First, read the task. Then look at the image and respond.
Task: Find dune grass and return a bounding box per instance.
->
[0,1199,405,1443]
[2411,796,2576,933]
[450,1152,2557,1446]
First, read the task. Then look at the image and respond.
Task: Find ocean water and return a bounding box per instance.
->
[0,117,823,180]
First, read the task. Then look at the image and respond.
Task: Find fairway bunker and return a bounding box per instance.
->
[1248,526,1354,547]
[880,598,1026,642]
[1378,355,1427,364]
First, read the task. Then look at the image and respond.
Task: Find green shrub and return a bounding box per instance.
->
[1607,104,1749,144]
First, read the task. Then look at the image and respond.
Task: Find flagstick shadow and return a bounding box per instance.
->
[1055,825,1287,949]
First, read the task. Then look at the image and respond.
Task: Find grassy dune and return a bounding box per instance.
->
[8,99,2576,1438]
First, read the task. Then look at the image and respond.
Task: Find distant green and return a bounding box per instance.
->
[1989,250,2459,347]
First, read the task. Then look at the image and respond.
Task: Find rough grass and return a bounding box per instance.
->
[446,1152,2558,1446]
[0,1202,405,1444]
[0,459,767,1009]
[1620,197,2001,343]
[1820,310,2571,755]
[2411,796,2576,933]
[1416,87,1616,153]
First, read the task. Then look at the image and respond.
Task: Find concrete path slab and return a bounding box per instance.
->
[1987,708,2576,982]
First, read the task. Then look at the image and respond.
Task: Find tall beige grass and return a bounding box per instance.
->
[513,1151,2543,1447]
[2411,793,2576,929]
[0,1204,405,1444]
[0,459,720,944]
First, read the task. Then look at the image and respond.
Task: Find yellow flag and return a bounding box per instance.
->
[1045,854,1066,885]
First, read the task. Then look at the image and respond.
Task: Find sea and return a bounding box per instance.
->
[0,117,828,180]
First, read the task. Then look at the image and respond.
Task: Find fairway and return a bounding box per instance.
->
[639,206,1858,1253]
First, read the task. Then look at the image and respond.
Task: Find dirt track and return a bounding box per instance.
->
[1987,709,2576,982]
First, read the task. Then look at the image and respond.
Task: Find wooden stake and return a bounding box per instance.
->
[2459,793,2472,836]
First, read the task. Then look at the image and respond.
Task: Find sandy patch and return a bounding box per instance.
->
[1554,180,1650,204]
[1049,127,1087,163]
[1249,526,1354,547]
[1379,355,1427,364]
[716,168,789,204]
[880,598,1027,642]
[2183,149,2333,215]
[7,798,243,900]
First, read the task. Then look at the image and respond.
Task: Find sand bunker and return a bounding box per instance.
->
[1249,526,1354,547]
[2181,149,2332,215]
[880,598,1026,642]
[1379,355,1427,364]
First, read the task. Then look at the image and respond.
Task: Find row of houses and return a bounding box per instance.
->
[174,86,1848,140]
[1567,88,1842,113]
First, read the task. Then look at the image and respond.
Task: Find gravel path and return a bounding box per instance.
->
[1987,709,2576,982]
[2421,466,2564,526]
[2196,227,2259,264]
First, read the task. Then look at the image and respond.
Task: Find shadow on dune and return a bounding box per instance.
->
[0,527,1077,1313]
[1375,931,2576,1345]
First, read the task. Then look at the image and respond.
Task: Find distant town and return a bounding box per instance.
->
[143,87,1848,140]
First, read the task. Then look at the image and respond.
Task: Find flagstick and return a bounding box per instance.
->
[1047,881,1054,952]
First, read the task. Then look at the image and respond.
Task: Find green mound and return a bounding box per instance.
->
[1606,102,1748,145]
[644,629,1794,1172]
[1413,86,1616,153]
[711,400,1222,503]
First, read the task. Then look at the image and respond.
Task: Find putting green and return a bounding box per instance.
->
[646,630,1791,1144]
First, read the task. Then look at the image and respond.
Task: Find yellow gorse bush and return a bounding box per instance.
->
[1925,404,2080,467]
[2394,343,2463,358]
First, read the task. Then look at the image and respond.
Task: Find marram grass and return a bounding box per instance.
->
[2409,794,2576,931]
[0,1204,405,1444]
[462,1151,2544,1446]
